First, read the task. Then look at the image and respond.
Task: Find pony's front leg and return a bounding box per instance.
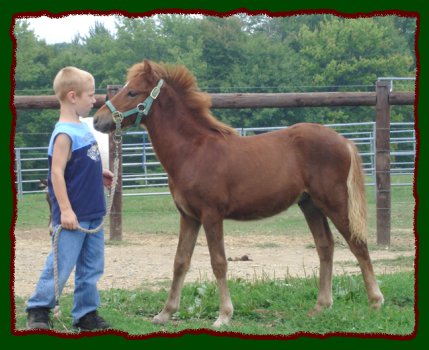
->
[153,214,201,325]
[203,214,234,328]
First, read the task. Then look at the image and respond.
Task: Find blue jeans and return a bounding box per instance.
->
[26,218,105,323]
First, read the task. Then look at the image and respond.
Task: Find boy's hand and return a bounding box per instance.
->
[61,208,78,230]
[103,169,114,189]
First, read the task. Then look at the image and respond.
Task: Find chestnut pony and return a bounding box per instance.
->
[94,60,383,327]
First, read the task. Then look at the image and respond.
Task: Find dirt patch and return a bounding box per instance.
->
[13,228,415,298]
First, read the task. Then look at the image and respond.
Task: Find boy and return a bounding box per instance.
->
[25,67,113,331]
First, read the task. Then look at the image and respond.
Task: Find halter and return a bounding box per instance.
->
[105,79,164,131]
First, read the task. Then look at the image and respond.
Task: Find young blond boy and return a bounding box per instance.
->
[26,67,113,331]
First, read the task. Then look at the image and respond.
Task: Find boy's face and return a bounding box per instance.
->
[75,80,96,117]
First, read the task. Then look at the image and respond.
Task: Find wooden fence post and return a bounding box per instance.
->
[375,81,391,246]
[107,85,123,241]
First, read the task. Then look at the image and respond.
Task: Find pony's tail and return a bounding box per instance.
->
[346,141,368,242]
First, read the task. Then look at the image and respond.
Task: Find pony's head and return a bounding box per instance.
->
[94,59,236,137]
[93,59,164,133]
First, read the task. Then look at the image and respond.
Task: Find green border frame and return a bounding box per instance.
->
[2,1,427,349]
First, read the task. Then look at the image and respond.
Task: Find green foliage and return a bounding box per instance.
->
[13,15,416,147]
[295,17,414,87]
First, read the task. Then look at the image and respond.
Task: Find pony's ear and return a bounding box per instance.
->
[142,59,161,83]
[143,60,153,75]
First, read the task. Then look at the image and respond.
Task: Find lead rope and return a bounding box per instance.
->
[53,116,123,327]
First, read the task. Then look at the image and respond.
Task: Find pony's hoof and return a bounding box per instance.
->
[152,312,170,325]
[370,294,384,310]
[212,316,231,328]
[307,307,323,317]
[308,301,332,316]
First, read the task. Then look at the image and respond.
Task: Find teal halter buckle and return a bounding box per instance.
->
[106,79,164,128]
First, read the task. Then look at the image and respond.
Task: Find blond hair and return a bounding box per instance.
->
[53,66,94,101]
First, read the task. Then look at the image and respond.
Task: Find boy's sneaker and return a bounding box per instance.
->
[27,307,52,330]
[73,311,110,331]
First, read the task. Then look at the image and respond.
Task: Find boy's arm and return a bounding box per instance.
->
[51,133,78,230]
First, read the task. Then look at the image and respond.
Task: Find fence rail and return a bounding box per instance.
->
[13,91,414,110]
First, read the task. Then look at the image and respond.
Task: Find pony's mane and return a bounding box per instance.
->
[128,61,237,137]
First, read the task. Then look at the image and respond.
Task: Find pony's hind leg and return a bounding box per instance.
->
[298,195,335,314]
[202,213,233,328]
[153,214,201,325]
[347,238,384,309]
[326,208,384,310]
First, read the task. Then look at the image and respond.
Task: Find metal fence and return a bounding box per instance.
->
[14,122,415,197]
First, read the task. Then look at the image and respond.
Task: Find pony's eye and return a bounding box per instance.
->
[127,91,138,97]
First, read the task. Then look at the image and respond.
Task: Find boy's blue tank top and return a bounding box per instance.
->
[48,121,106,225]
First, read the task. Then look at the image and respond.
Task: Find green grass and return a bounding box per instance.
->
[14,271,415,335]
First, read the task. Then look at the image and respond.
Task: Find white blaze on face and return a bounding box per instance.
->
[80,117,109,169]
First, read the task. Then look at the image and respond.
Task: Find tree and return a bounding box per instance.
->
[198,16,247,90]
[287,16,415,123]
[158,15,207,77]
[14,20,54,92]
[79,21,125,89]
[294,16,414,88]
